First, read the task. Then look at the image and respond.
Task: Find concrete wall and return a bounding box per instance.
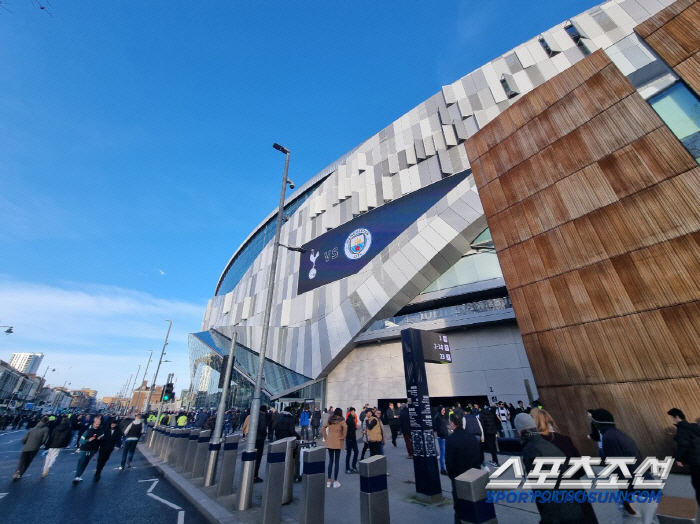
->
[326,322,537,409]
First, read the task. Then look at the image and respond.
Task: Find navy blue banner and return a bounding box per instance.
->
[297,170,469,295]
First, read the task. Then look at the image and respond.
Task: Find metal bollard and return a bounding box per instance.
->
[359,455,390,524]
[217,434,240,497]
[159,427,172,460]
[183,429,200,475]
[203,436,222,487]
[191,429,211,479]
[237,449,258,510]
[453,468,497,524]
[281,437,297,504]
[146,423,154,448]
[162,428,174,462]
[261,439,289,524]
[167,429,181,464]
[299,446,326,524]
[157,426,169,457]
[154,426,164,456]
[176,429,191,470]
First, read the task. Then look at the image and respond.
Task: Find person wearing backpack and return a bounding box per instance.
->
[669,408,700,506]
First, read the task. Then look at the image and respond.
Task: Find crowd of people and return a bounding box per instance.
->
[5,399,700,524]
[6,411,145,484]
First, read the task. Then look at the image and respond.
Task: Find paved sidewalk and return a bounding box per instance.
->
[140,428,698,524]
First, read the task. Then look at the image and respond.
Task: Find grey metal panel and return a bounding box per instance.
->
[468,93,483,111]
[471,69,488,91]
[525,65,546,88]
[461,74,478,96]
[317,318,332,369]
[563,46,585,65]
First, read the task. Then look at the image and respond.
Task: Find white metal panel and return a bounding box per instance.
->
[551,28,576,51]
[604,2,636,26]
[482,62,507,103]
[405,144,417,166]
[513,69,535,94]
[388,153,400,174]
[442,84,457,105]
[572,13,605,38]
[525,39,550,63]
[399,168,412,196]
[551,52,572,73]
[514,44,536,68]
[408,164,421,192]
[442,125,458,146]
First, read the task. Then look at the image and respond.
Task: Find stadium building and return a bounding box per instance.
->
[190,0,700,456]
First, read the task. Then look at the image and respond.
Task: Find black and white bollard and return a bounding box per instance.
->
[217,434,240,497]
[299,445,326,524]
[167,429,182,465]
[176,428,191,469]
[453,468,497,524]
[261,439,289,524]
[191,429,211,479]
[359,455,390,524]
[183,429,200,475]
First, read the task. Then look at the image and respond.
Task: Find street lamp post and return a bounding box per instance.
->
[144,320,172,415]
[238,143,294,510]
[139,350,153,411]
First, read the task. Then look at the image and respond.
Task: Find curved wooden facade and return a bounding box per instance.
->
[467,0,700,457]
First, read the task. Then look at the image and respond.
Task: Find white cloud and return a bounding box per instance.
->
[0,277,205,399]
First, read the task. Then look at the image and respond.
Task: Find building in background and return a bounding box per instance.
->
[192,0,700,456]
[9,352,44,375]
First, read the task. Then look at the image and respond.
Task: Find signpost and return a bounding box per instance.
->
[400,328,452,503]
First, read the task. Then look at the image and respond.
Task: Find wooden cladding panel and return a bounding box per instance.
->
[539,376,700,458]
[465,17,700,455]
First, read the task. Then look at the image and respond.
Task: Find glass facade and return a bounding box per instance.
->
[188,331,313,409]
[216,181,323,296]
[649,82,700,164]
[365,296,512,333]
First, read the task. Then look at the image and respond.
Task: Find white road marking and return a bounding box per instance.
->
[177,510,184,524]
[0,493,7,500]
[147,492,182,510]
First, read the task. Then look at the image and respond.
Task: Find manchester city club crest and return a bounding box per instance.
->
[344,228,372,260]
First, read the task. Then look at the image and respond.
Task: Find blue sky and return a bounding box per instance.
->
[0,0,597,398]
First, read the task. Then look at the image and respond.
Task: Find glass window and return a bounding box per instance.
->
[648,82,700,164]
[565,23,591,57]
[538,37,558,58]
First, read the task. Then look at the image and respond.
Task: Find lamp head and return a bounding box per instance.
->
[272,143,289,154]
[287,179,295,190]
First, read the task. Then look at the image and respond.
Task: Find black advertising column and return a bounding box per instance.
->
[400,328,452,502]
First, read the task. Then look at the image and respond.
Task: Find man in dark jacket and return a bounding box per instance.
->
[95,419,122,480]
[73,416,104,483]
[311,408,321,440]
[515,413,585,524]
[478,405,500,467]
[589,408,659,521]
[254,405,269,483]
[345,408,359,473]
[274,410,297,440]
[399,403,413,458]
[42,416,72,477]
[14,416,49,480]
[669,407,700,505]
[445,413,483,524]
[268,408,280,442]
[386,402,400,447]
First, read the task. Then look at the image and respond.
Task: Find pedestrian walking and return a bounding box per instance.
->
[446,412,483,524]
[95,419,122,480]
[119,413,144,469]
[588,409,660,523]
[386,402,400,447]
[478,404,500,467]
[311,406,321,440]
[254,405,269,483]
[13,416,50,480]
[299,407,310,441]
[668,407,700,506]
[366,408,385,457]
[322,407,346,488]
[531,408,599,523]
[42,416,72,477]
[515,413,586,524]
[434,406,450,475]
[399,403,413,458]
[345,407,359,474]
[73,416,104,484]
